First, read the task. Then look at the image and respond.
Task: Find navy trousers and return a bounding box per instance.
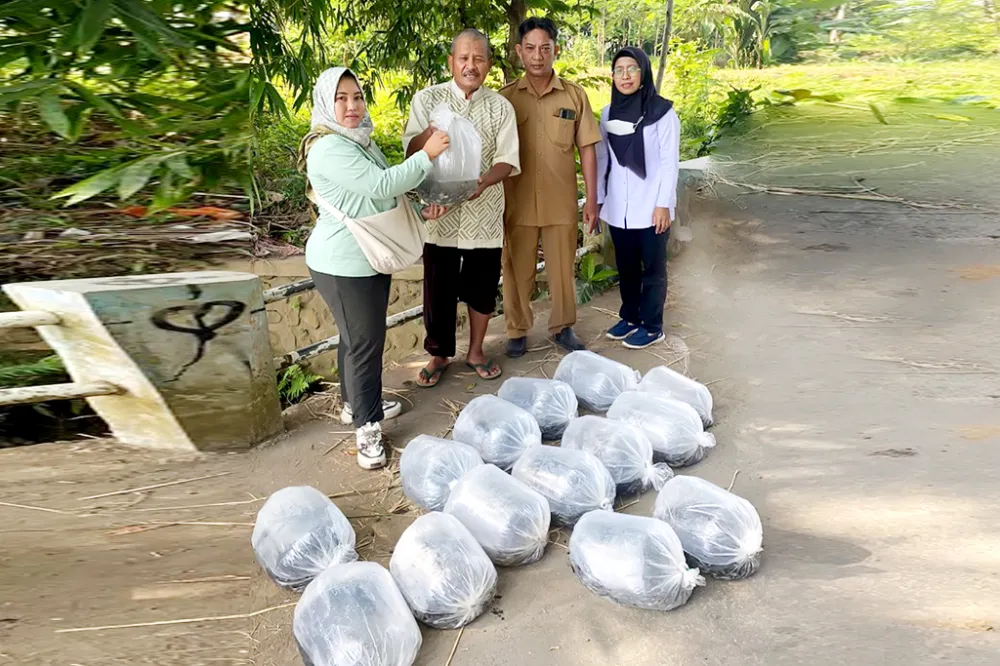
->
[608,225,669,334]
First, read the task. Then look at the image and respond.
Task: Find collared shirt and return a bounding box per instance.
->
[596,106,681,229]
[403,80,521,249]
[500,74,602,227]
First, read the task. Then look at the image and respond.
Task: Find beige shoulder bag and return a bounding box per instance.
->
[312,192,427,274]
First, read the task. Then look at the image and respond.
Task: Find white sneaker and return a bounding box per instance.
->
[355,422,387,470]
[340,399,403,425]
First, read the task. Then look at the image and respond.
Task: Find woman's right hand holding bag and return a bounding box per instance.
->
[423,130,450,160]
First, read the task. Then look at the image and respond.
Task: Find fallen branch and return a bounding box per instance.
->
[149,521,254,527]
[727,469,740,492]
[0,500,74,516]
[54,602,297,634]
[132,498,264,513]
[79,472,231,501]
[715,176,976,211]
[162,575,251,584]
[444,625,465,666]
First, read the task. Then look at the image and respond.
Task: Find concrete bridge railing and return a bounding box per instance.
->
[0,159,707,451]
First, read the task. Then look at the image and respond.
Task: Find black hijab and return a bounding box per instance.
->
[607,47,673,179]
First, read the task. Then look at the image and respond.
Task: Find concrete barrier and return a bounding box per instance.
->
[3,271,283,451]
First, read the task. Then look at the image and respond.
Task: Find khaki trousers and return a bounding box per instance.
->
[502,223,578,338]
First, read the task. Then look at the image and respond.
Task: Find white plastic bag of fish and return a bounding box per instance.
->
[294,562,421,666]
[512,444,615,526]
[639,365,715,427]
[653,476,763,580]
[497,377,578,439]
[400,435,483,512]
[452,394,542,471]
[569,511,704,611]
[444,464,551,567]
[251,486,357,591]
[553,350,640,411]
[561,415,673,496]
[608,391,716,467]
[389,512,497,629]
[416,103,483,205]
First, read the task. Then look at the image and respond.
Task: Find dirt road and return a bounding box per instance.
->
[2,103,998,665]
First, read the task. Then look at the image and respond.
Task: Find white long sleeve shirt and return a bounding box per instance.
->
[596,106,681,229]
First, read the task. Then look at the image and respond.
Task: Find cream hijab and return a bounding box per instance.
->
[297,67,380,203]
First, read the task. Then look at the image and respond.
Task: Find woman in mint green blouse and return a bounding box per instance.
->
[298,67,450,470]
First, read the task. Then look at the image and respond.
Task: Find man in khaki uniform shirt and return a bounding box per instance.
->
[500,17,602,356]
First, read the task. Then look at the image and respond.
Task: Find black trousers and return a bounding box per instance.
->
[310,269,391,427]
[608,225,669,334]
[422,243,502,358]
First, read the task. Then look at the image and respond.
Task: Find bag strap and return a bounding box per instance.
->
[312,188,410,227]
[311,189,353,225]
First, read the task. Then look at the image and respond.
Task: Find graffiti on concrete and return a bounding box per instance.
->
[151,300,246,381]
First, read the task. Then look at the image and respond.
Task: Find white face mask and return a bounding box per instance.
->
[605,115,644,136]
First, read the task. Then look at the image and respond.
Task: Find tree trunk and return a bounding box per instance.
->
[505,0,527,83]
[829,3,847,44]
[655,0,674,90]
[598,2,607,66]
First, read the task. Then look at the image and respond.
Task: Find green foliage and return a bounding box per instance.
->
[575,253,618,304]
[1,0,332,208]
[277,363,322,405]
[834,0,1000,60]
[661,41,724,156]
[0,355,68,389]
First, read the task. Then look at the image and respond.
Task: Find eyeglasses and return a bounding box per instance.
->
[612,65,641,78]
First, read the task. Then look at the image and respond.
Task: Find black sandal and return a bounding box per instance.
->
[416,363,448,388]
[466,359,502,381]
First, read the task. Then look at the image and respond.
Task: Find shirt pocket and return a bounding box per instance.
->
[545,115,575,149]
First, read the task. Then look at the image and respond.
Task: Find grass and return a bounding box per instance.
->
[718,60,1000,108]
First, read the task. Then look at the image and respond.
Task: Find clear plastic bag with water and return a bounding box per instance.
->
[251,486,357,591]
[608,391,716,467]
[294,561,421,666]
[497,377,578,440]
[399,435,483,512]
[416,104,483,206]
[512,444,616,526]
[553,350,640,412]
[653,475,763,580]
[560,415,673,496]
[639,365,715,427]
[389,512,497,629]
[569,510,704,611]
[444,464,551,567]
[452,394,542,471]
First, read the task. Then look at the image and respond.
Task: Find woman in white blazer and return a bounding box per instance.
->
[595,47,680,349]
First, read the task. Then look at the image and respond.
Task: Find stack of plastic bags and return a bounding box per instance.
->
[608,391,716,467]
[251,486,358,591]
[561,415,673,496]
[653,476,763,580]
[638,365,715,427]
[512,444,616,526]
[498,377,578,440]
[390,512,497,629]
[399,435,483,511]
[293,561,422,666]
[554,350,640,411]
[445,464,551,566]
[569,511,704,611]
[452,394,542,471]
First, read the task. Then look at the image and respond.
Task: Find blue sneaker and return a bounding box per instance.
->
[623,327,665,349]
[606,320,639,340]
